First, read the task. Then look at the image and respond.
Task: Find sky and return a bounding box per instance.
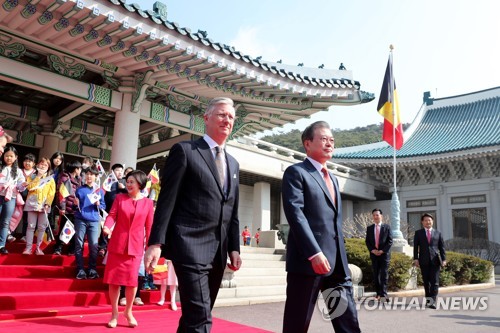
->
[135,0,500,135]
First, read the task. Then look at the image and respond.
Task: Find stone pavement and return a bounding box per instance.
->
[212,277,499,333]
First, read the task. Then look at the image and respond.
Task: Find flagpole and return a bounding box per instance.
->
[389,45,397,194]
[389,45,405,243]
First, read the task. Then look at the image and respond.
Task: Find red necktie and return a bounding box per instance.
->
[321,168,336,207]
[426,229,431,244]
[375,224,380,249]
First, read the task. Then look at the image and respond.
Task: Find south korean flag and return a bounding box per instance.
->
[59,217,75,244]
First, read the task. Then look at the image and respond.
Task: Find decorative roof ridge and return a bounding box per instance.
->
[429,86,500,107]
[336,145,500,165]
[335,87,500,158]
[106,0,362,90]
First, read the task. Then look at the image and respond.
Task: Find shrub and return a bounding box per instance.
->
[439,251,492,286]
[442,252,468,285]
[387,252,414,290]
[345,240,493,291]
[345,238,373,288]
[345,238,412,291]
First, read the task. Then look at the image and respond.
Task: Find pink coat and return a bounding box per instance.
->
[105,193,154,257]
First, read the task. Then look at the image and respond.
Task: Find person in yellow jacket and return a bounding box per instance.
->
[23,157,56,255]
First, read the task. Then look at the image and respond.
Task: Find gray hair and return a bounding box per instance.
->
[204,97,234,117]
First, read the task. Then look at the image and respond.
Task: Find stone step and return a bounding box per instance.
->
[236,275,286,287]
[239,247,279,254]
[240,259,285,268]
[235,266,286,276]
[240,252,285,261]
[217,285,286,299]
[214,294,286,307]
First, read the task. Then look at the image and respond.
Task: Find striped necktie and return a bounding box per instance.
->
[215,146,225,188]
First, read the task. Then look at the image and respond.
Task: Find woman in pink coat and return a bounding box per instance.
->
[102,170,154,328]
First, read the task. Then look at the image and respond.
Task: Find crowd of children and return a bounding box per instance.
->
[0,148,179,315]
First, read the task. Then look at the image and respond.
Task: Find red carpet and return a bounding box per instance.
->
[0,308,274,332]
[0,240,272,332]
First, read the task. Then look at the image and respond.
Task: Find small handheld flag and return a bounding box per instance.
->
[95,160,106,178]
[102,171,118,192]
[59,182,71,201]
[148,164,160,185]
[59,217,75,244]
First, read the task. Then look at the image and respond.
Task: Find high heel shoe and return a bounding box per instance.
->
[107,318,118,328]
[125,315,138,328]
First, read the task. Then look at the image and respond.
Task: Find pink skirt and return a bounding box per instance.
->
[103,252,141,287]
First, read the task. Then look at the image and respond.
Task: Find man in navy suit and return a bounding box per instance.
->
[413,213,446,309]
[144,97,242,332]
[282,121,361,333]
[365,208,393,301]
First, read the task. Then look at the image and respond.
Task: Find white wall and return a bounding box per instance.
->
[399,178,500,243]
[238,184,254,233]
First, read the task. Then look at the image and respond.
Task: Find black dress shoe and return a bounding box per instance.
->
[0,247,8,255]
[428,304,437,309]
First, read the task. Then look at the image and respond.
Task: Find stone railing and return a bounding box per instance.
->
[235,136,364,179]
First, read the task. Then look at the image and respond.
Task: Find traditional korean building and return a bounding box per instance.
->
[0,0,375,235]
[335,88,500,244]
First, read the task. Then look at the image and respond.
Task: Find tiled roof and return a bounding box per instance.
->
[108,0,362,90]
[334,87,500,160]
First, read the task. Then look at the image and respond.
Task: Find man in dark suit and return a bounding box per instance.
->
[413,213,446,309]
[144,97,242,332]
[365,208,393,301]
[282,121,361,333]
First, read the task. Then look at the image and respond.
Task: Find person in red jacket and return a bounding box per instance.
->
[254,228,261,247]
[102,170,154,328]
[241,225,251,246]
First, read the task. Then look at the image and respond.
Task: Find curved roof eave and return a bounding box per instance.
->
[104,0,368,99]
[334,87,500,160]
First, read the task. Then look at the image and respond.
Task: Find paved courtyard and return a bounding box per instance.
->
[212,277,500,333]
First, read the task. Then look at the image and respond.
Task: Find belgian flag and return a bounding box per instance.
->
[377,55,404,150]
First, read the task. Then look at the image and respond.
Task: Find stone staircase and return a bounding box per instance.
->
[215,246,287,307]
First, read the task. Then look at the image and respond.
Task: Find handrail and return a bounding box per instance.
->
[233,136,363,177]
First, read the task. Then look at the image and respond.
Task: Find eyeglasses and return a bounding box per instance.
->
[316,136,335,145]
[214,113,235,121]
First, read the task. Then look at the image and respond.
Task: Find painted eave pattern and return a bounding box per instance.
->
[107,0,365,92]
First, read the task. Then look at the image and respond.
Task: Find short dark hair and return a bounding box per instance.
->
[126,170,148,190]
[372,208,383,215]
[86,166,99,176]
[421,213,434,221]
[301,121,331,146]
[66,160,82,173]
[23,153,36,163]
[111,163,124,171]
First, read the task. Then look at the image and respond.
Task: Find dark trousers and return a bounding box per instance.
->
[173,258,225,333]
[98,231,108,251]
[21,211,28,236]
[370,254,390,297]
[283,253,361,333]
[420,263,440,301]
